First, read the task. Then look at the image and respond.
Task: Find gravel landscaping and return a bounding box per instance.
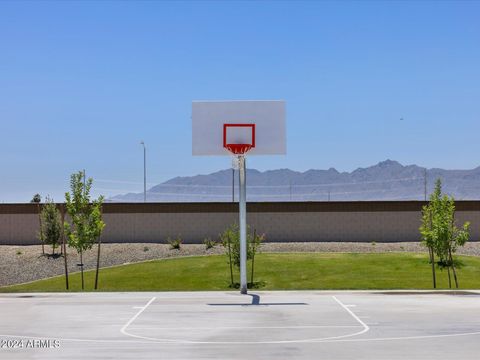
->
[1,242,480,287]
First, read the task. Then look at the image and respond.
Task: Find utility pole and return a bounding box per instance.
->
[289,180,292,201]
[328,190,331,202]
[232,168,235,202]
[424,168,427,201]
[140,141,146,202]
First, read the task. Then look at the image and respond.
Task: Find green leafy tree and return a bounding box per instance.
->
[420,179,470,288]
[220,224,264,287]
[38,196,62,255]
[420,182,440,288]
[249,229,265,286]
[64,171,105,290]
[32,194,45,255]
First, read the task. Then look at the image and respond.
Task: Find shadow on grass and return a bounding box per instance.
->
[436,259,465,269]
[426,258,466,270]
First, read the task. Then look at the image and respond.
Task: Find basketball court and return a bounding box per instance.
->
[1,291,480,359]
[2,104,479,360]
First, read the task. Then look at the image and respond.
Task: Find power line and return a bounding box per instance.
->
[108,176,424,189]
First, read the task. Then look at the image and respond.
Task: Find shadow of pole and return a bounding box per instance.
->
[207,293,308,306]
[249,293,260,305]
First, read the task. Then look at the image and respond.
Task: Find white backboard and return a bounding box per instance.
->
[192,100,286,156]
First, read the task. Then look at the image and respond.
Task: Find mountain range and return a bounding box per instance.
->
[109,160,480,202]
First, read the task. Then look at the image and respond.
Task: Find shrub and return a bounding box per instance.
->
[203,237,216,250]
[168,236,182,250]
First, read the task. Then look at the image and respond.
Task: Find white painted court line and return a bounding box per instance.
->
[2,329,480,346]
[324,330,480,343]
[119,295,371,344]
[120,297,156,338]
[326,296,370,341]
[129,325,363,330]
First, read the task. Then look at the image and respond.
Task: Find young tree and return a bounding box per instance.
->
[31,194,45,255]
[64,171,105,290]
[221,223,263,287]
[38,196,62,255]
[59,203,69,290]
[420,181,440,288]
[420,179,470,288]
[249,229,265,286]
[220,223,237,287]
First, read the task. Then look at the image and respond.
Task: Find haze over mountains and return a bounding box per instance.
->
[109,160,480,202]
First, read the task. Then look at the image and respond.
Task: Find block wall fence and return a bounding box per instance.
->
[1,201,479,245]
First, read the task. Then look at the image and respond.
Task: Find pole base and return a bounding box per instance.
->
[240,285,248,294]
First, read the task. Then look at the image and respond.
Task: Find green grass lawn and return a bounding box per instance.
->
[2,252,480,292]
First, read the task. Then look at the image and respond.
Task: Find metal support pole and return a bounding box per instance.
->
[144,145,147,202]
[238,155,247,294]
[141,141,146,202]
[289,180,292,201]
[424,168,427,201]
[83,169,86,195]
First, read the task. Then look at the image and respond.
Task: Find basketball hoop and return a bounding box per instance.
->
[225,144,252,155]
[223,123,255,157]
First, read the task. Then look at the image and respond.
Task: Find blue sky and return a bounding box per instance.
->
[1,1,479,202]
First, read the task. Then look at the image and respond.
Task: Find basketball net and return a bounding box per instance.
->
[226,144,252,170]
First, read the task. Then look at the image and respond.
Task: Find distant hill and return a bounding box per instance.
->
[109,160,480,202]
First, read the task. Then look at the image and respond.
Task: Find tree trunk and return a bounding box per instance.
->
[449,213,459,289]
[250,229,256,286]
[428,211,436,288]
[251,251,255,286]
[227,234,233,287]
[94,236,101,290]
[429,247,436,289]
[80,250,84,290]
[38,203,45,255]
[449,249,459,289]
[447,265,452,289]
[61,204,69,290]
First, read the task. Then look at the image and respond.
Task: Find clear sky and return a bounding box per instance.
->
[1,0,479,202]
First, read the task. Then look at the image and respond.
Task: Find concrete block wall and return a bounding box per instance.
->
[0,202,479,245]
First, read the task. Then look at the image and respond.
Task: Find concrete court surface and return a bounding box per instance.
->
[0,291,479,359]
